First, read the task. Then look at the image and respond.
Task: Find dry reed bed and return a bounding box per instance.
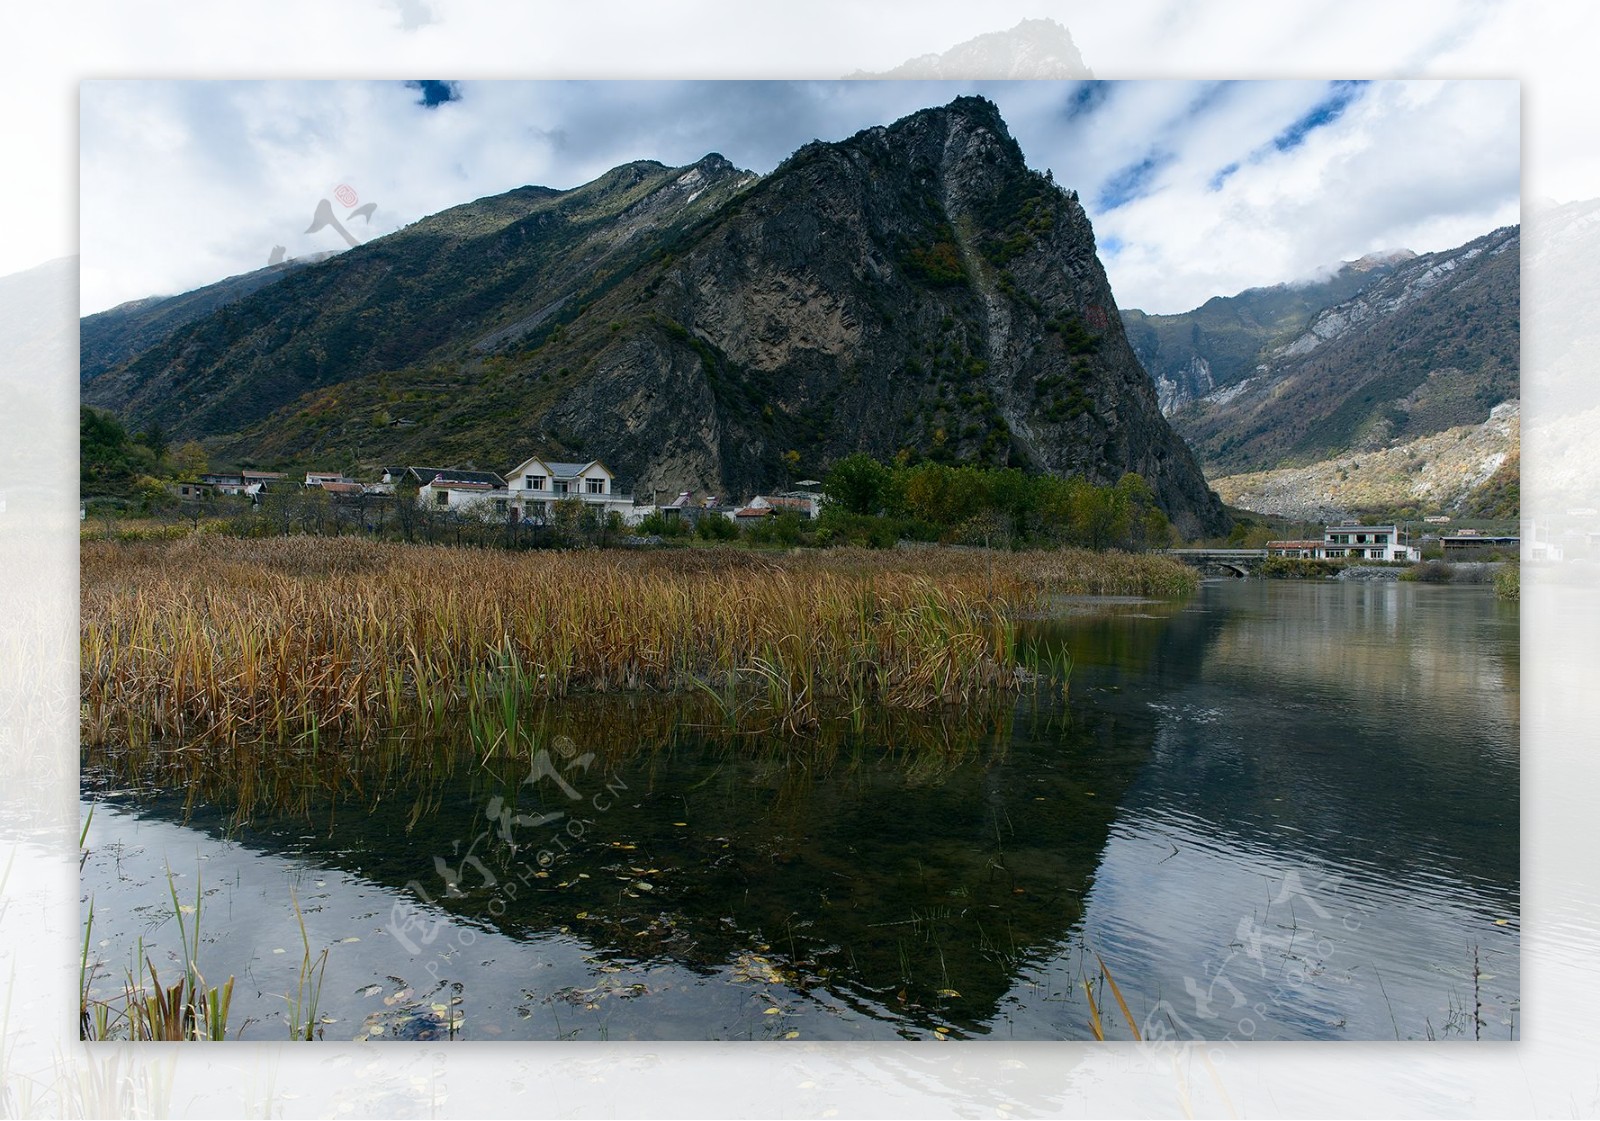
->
[81,536,1194,749]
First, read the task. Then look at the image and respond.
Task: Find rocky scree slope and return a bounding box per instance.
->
[1166,225,1519,477]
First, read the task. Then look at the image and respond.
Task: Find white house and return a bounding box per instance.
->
[389,467,512,518]
[1266,525,1418,561]
[505,455,633,523]
[1320,524,1417,561]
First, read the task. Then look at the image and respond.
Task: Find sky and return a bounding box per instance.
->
[79,77,1519,316]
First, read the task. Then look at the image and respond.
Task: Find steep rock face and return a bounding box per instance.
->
[499,97,1225,534]
[1169,226,1519,475]
[1122,251,1416,415]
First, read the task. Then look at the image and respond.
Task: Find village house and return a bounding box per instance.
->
[384,466,512,518]
[1321,524,1417,561]
[1266,524,1419,562]
[199,470,285,499]
[1442,531,1520,560]
[505,455,633,524]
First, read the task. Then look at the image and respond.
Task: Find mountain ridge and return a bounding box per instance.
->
[1144,225,1518,477]
[80,97,1228,535]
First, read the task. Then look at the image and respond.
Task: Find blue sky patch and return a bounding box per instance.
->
[1270,80,1367,153]
[1096,150,1173,211]
[406,80,461,108]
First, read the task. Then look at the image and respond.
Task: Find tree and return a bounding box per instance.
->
[823,453,890,516]
[169,440,209,480]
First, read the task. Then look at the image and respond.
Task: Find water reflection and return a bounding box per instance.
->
[81,581,1517,1040]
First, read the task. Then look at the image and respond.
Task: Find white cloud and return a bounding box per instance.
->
[79,78,1518,316]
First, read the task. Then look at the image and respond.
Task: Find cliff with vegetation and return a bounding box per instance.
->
[81,97,1228,537]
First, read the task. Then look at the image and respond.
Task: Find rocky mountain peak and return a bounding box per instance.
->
[81,98,1228,537]
[1348,248,1417,272]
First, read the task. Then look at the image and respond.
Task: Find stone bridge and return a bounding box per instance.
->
[1162,548,1269,577]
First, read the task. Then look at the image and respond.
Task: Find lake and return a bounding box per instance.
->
[80,577,1518,1041]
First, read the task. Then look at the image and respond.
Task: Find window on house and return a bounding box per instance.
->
[526,475,545,490]
[495,499,507,513]
[586,478,605,494]
[554,481,569,494]
[435,490,449,506]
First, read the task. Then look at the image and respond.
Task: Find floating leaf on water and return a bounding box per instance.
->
[179,904,196,914]
[341,936,361,943]
[431,1003,449,1015]
[575,912,589,920]
[1494,919,1511,925]
[673,822,688,827]
[784,1031,800,1040]
[272,948,286,954]
[369,1023,385,1035]
[763,1007,781,1015]
[636,882,655,892]
[934,1027,950,1038]
[937,989,962,998]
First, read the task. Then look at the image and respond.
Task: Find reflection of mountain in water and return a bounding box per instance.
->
[84,690,1157,1036]
[1078,582,1520,900]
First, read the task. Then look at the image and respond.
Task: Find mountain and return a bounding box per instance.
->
[1122,250,1416,415]
[80,96,1228,536]
[80,253,334,385]
[1208,401,1519,523]
[846,18,1092,79]
[81,156,757,438]
[1161,226,1519,476]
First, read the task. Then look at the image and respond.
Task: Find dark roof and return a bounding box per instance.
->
[404,466,507,487]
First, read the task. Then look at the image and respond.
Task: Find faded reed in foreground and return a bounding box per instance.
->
[82,537,1194,750]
